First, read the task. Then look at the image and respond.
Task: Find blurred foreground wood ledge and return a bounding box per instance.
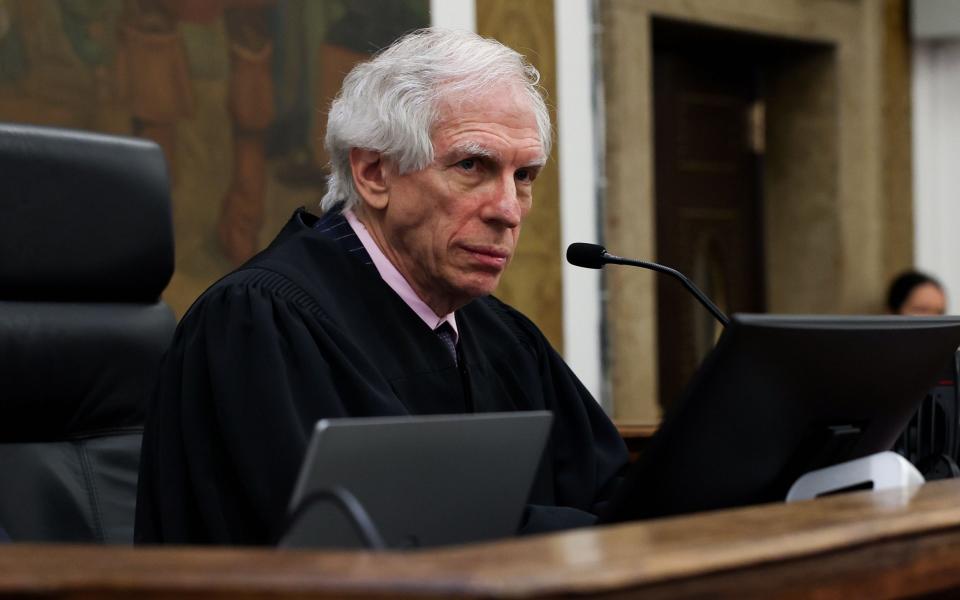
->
[5,478,960,598]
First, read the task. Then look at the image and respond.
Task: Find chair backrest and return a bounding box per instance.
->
[0,123,176,543]
[894,350,960,480]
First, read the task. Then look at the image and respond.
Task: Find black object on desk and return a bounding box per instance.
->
[601,314,960,523]
[894,350,960,480]
[280,411,553,549]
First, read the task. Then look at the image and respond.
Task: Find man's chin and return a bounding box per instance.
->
[454,276,503,302]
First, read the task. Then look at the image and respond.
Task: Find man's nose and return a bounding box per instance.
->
[483,175,522,228]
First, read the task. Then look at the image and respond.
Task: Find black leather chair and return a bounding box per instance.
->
[0,123,175,542]
[895,350,960,480]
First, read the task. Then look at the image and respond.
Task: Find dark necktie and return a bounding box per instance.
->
[435,322,458,365]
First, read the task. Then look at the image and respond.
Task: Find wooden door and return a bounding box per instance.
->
[653,39,766,410]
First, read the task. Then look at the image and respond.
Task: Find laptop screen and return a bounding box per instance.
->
[280,411,553,549]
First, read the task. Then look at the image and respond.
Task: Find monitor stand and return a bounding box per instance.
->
[786,451,924,502]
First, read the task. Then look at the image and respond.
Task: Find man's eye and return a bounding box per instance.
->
[457,158,476,170]
[516,169,533,182]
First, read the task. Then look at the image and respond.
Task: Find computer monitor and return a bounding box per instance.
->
[601,314,960,524]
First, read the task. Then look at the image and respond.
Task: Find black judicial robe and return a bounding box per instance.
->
[135,209,628,544]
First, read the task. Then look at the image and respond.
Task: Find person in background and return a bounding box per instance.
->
[887,270,947,316]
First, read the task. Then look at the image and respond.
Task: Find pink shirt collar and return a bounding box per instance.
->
[344,209,458,342]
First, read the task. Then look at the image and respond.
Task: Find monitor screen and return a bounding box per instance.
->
[601,314,960,524]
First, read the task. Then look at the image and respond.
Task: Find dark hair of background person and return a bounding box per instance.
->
[887,270,945,314]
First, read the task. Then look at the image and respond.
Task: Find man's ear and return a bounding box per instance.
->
[349,148,390,210]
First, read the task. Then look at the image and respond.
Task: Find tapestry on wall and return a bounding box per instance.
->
[0,0,428,316]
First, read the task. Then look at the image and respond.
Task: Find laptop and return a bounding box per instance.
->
[279,411,553,550]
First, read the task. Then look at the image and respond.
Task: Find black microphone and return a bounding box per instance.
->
[566,242,730,327]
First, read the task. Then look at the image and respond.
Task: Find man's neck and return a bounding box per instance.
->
[351,205,462,316]
[345,208,459,337]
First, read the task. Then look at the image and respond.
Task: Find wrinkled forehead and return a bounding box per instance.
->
[430,84,544,155]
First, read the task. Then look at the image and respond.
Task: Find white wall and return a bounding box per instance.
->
[429,0,475,32]
[555,0,603,401]
[913,41,960,313]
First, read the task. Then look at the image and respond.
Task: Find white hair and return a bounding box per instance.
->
[320,28,553,213]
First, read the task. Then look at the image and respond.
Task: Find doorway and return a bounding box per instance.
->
[652,20,768,409]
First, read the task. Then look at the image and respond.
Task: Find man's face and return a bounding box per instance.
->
[374,88,545,314]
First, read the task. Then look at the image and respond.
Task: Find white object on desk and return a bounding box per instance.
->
[786,451,925,502]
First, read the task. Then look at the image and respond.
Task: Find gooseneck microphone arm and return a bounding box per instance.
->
[566,242,730,327]
[604,252,730,327]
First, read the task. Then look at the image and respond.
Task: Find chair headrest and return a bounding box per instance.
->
[0,124,174,302]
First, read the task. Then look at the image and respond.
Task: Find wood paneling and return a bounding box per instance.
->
[600,0,659,423]
[881,0,914,296]
[476,0,563,351]
[7,480,960,597]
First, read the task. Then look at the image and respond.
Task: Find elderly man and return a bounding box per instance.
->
[135,28,627,545]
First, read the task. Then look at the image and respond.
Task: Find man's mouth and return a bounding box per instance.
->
[460,244,510,269]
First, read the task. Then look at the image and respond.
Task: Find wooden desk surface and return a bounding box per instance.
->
[6,479,960,598]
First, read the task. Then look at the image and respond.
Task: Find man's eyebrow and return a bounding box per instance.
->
[447,141,500,160]
[444,141,546,168]
[524,156,547,169]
